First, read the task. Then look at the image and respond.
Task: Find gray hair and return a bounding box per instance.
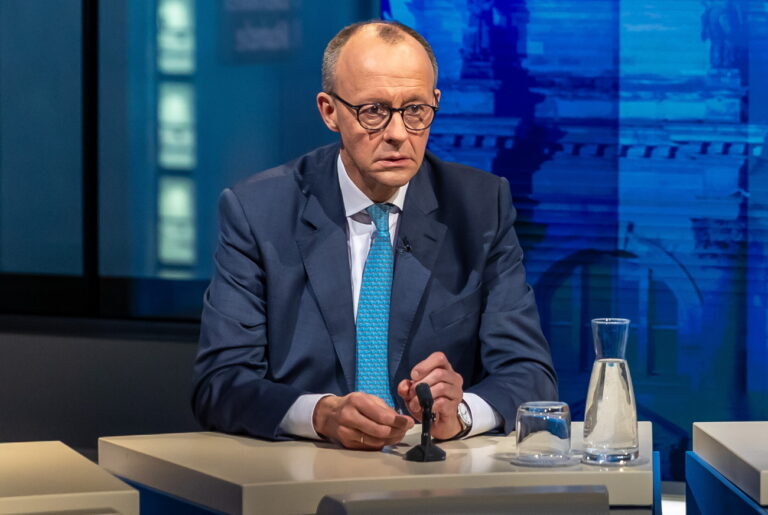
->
[321,20,439,92]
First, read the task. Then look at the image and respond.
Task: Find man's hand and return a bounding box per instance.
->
[397,351,464,440]
[312,392,414,450]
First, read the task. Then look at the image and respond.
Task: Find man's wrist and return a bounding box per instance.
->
[312,394,338,439]
[453,400,473,439]
[279,393,334,440]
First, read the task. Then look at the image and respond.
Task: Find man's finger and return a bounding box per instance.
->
[365,396,413,430]
[410,351,452,381]
[353,395,410,429]
[397,378,413,401]
[408,396,423,420]
[409,368,461,393]
[392,414,413,430]
[343,409,402,440]
[427,381,462,402]
[347,415,411,447]
[338,426,388,450]
[339,394,416,440]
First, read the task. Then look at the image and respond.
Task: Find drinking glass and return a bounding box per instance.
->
[512,401,577,466]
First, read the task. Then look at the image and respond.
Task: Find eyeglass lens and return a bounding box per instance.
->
[358,104,434,130]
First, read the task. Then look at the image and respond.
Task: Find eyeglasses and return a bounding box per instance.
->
[328,92,438,131]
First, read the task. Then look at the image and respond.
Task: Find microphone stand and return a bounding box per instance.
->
[405,383,446,462]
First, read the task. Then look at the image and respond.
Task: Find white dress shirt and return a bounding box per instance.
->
[279,155,502,439]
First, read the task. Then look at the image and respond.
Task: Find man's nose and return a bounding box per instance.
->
[382,111,409,143]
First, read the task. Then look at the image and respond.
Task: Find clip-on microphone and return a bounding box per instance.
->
[404,383,446,462]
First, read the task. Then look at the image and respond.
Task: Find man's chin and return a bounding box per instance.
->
[373,163,419,178]
[371,169,418,188]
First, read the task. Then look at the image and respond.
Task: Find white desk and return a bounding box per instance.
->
[693,421,768,506]
[0,441,138,515]
[99,422,654,515]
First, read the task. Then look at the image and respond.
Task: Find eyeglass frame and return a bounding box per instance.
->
[327,91,439,131]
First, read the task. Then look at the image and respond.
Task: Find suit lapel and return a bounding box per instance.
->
[296,148,357,393]
[389,161,447,381]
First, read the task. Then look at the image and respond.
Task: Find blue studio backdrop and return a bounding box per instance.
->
[384,0,768,480]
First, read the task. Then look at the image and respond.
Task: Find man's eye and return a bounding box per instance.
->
[405,105,424,115]
[361,104,387,116]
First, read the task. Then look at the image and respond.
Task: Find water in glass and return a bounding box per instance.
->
[582,318,639,464]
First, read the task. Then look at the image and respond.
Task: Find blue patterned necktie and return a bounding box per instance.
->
[355,203,396,408]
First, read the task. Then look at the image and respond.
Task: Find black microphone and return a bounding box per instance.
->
[416,382,433,410]
[398,237,412,255]
[404,383,446,462]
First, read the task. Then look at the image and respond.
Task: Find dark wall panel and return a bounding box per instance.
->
[0,325,200,456]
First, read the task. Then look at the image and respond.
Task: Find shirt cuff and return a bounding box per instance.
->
[461,392,503,439]
[278,393,333,440]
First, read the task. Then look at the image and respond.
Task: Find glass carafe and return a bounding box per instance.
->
[582,318,639,464]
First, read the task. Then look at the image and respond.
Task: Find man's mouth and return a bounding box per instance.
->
[377,155,411,167]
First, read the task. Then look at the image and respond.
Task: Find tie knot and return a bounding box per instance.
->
[366,203,391,232]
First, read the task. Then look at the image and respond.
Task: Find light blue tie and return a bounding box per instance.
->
[355,203,396,408]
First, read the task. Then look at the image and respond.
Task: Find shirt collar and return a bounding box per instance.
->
[337,154,408,218]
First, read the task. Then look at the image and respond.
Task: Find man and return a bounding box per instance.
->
[192,20,557,450]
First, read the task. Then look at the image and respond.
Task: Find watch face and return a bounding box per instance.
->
[458,402,472,425]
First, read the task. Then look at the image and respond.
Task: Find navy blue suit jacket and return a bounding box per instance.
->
[192,143,557,439]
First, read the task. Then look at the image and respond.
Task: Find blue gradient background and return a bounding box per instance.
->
[384,0,768,479]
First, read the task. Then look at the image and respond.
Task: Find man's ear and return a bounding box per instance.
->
[434,88,441,106]
[317,92,339,132]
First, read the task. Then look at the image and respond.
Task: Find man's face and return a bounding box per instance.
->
[317,28,439,202]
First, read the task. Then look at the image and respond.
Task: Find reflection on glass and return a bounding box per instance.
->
[158,175,195,267]
[158,82,196,170]
[158,0,195,74]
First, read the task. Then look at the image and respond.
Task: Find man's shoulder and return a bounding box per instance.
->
[230,143,339,198]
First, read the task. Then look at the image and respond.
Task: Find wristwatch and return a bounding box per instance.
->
[454,400,473,439]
